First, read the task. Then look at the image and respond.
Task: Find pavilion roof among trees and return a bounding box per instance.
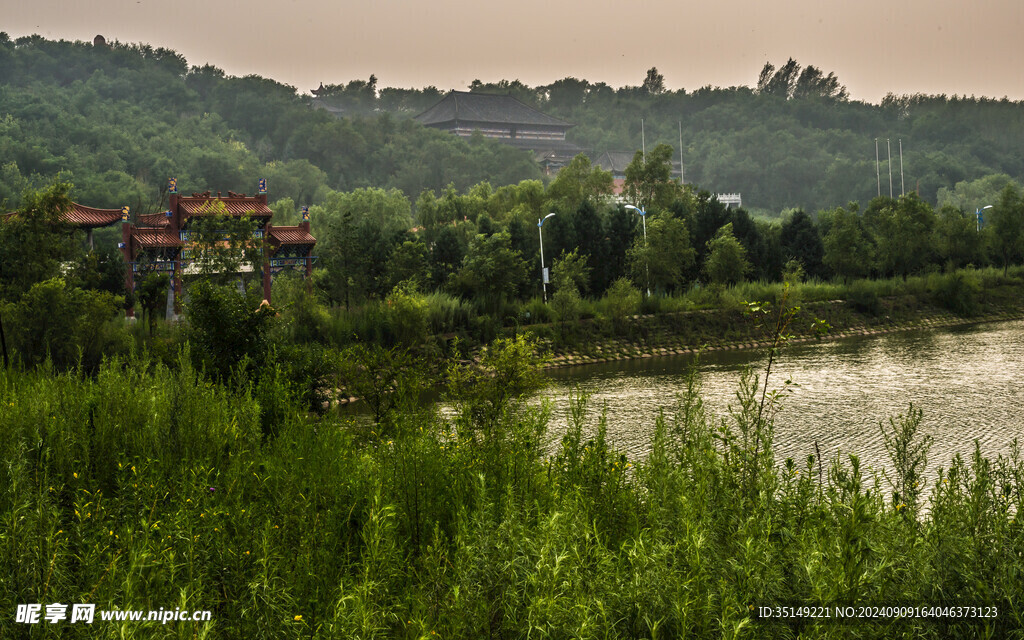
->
[415,91,573,129]
[416,91,583,173]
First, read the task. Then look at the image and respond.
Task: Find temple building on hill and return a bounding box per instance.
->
[24,180,316,318]
[414,91,583,173]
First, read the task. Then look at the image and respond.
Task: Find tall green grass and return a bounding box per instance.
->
[1,341,1022,638]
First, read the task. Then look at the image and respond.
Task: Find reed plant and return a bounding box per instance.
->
[2,335,1023,638]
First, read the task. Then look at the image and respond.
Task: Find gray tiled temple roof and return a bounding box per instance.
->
[415,91,573,128]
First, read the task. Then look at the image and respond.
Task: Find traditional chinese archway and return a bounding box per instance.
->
[56,180,316,318]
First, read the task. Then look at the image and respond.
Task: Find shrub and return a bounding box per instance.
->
[184,279,276,382]
[930,271,981,316]
[846,279,882,315]
[602,277,641,332]
[385,281,430,347]
[6,277,127,371]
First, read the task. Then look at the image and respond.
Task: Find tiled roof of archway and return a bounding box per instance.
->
[269,226,316,245]
[178,196,273,217]
[132,229,182,248]
[64,204,124,228]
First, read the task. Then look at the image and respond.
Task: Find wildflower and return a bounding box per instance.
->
[73,473,78,479]
[245,551,250,555]
[294,615,302,621]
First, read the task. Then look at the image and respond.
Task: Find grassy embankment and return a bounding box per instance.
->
[1,334,1022,639]
[531,267,1024,367]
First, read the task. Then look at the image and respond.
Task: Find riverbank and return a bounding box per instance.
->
[541,295,1024,369]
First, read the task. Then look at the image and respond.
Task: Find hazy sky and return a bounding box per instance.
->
[5,0,1024,103]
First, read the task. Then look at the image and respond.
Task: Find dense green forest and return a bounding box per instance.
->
[4,33,1024,338]
[2,34,1024,215]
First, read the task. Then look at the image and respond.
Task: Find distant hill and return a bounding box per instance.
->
[2,34,1022,214]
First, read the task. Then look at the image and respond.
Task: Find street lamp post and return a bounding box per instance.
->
[624,205,651,297]
[538,212,556,302]
[976,205,993,232]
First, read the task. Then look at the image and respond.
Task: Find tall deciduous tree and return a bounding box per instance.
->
[624,144,681,213]
[758,58,801,98]
[317,187,414,305]
[642,67,666,95]
[780,210,826,279]
[823,206,872,282]
[452,231,528,311]
[626,215,695,294]
[935,205,984,270]
[0,182,79,300]
[793,65,849,101]
[987,184,1024,275]
[545,154,613,214]
[867,193,937,279]
[703,223,750,286]
[186,206,263,283]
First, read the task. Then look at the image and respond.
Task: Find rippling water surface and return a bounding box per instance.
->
[540,320,1024,474]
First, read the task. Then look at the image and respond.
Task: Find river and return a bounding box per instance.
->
[540,319,1024,475]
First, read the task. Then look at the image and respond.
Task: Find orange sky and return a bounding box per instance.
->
[5,0,1024,102]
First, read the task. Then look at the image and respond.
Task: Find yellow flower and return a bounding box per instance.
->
[294,615,302,621]
[73,472,78,479]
